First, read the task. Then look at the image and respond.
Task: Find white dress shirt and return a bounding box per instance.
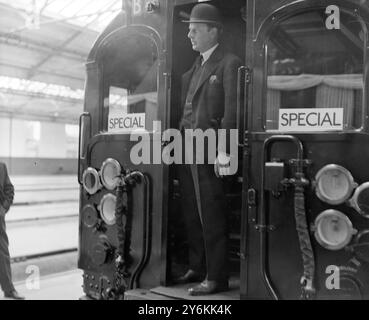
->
[201,43,219,65]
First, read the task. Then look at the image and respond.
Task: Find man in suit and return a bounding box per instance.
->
[0,162,25,299]
[176,4,242,295]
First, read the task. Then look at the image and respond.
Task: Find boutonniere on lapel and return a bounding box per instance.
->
[209,75,220,85]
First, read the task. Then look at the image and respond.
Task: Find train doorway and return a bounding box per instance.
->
[159,0,247,299]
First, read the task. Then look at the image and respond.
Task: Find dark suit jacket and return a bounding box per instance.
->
[180,45,242,135]
[178,46,242,279]
[0,163,14,213]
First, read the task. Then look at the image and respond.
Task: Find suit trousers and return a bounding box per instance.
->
[0,215,14,292]
[177,162,229,282]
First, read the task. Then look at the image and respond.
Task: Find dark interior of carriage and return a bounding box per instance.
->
[165,0,246,299]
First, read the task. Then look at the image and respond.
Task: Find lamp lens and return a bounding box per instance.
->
[101,159,121,190]
[82,168,101,195]
[100,194,117,225]
[315,165,355,204]
[314,210,355,250]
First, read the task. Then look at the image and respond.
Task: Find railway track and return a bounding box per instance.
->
[7,212,79,262]
[5,176,80,264]
[11,247,78,264]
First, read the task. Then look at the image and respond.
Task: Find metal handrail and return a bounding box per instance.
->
[78,112,91,185]
[259,135,304,300]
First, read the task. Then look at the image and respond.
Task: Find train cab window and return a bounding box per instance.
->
[100,32,159,133]
[265,10,365,131]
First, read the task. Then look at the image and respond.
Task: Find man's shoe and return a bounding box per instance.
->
[188,280,228,296]
[4,290,25,300]
[173,270,204,284]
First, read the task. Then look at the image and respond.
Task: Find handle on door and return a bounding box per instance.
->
[237,66,251,147]
[78,112,91,185]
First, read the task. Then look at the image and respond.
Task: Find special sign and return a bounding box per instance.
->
[109,113,146,133]
[278,108,344,132]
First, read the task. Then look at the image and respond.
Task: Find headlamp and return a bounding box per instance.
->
[81,205,98,228]
[313,209,357,250]
[349,182,369,219]
[100,158,122,190]
[315,164,357,205]
[99,193,117,226]
[82,168,102,195]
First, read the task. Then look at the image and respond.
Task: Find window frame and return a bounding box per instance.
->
[95,25,163,135]
[257,4,369,134]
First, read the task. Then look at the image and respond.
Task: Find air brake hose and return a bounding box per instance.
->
[292,173,316,299]
[112,177,129,298]
[112,170,148,298]
[261,136,316,300]
[115,178,129,267]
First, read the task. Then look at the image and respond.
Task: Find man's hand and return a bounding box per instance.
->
[214,152,232,178]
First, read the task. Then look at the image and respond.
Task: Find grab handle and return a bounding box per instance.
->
[78,112,91,185]
[237,66,246,147]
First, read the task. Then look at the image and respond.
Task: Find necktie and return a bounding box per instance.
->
[195,55,203,72]
[182,55,204,129]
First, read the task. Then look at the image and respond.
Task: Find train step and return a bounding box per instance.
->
[124,289,177,300]
[125,278,240,300]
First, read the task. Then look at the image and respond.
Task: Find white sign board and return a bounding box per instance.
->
[108,87,146,133]
[108,112,146,133]
[278,108,344,132]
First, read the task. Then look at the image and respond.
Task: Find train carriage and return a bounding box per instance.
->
[78,0,369,300]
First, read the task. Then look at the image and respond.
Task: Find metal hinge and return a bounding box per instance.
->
[248,189,257,224]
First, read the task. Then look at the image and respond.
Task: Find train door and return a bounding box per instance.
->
[244,0,369,299]
[161,0,247,299]
[78,24,169,299]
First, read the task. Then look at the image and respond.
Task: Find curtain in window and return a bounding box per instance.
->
[266,89,281,129]
[268,74,363,90]
[316,85,354,127]
[268,74,323,91]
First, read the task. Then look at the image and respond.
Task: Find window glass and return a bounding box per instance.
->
[266,10,364,132]
[101,32,158,133]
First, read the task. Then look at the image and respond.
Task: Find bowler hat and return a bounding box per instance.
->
[183,3,223,27]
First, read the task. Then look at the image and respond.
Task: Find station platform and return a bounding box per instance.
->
[0,269,83,300]
[0,175,83,300]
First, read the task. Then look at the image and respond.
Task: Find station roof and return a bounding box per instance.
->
[0,0,122,124]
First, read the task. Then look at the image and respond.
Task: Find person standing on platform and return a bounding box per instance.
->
[0,162,25,299]
[175,4,242,295]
